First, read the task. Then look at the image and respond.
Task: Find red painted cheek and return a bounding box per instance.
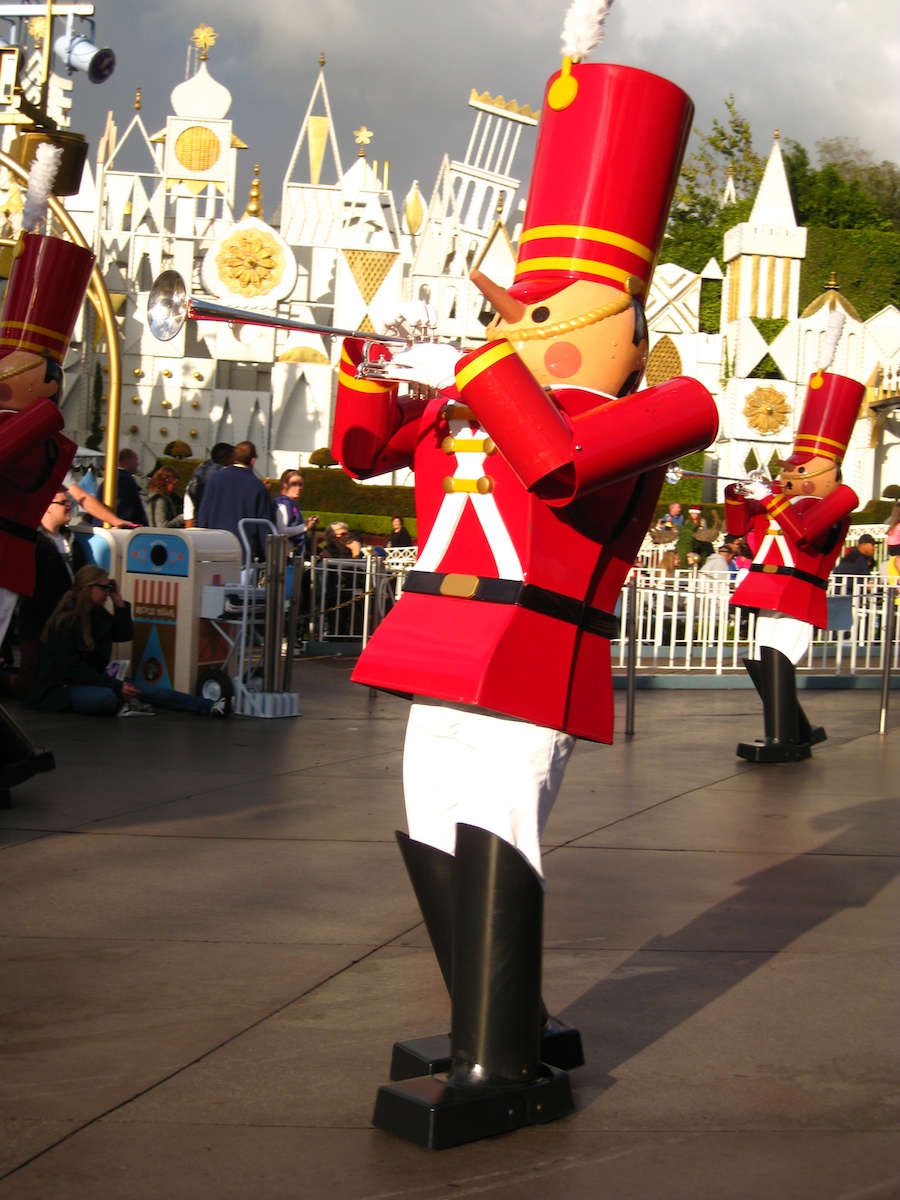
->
[543,341,582,379]
[801,480,816,495]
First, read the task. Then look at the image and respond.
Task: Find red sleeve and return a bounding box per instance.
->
[0,398,65,471]
[760,484,859,549]
[456,340,719,507]
[331,339,427,479]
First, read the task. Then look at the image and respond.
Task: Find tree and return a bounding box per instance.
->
[816,137,900,231]
[665,96,762,274]
[85,362,104,451]
[783,139,893,231]
[673,95,765,222]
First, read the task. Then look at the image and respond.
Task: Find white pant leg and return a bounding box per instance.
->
[403,701,576,877]
[753,612,812,666]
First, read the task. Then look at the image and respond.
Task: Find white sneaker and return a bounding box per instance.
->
[118,699,155,717]
[209,698,230,718]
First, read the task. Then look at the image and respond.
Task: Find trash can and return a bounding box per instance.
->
[122,529,242,697]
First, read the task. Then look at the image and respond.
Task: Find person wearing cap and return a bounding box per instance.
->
[725,369,865,762]
[699,537,739,585]
[332,34,719,1145]
[833,534,876,576]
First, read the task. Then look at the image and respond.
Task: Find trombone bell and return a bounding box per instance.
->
[147,271,189,341]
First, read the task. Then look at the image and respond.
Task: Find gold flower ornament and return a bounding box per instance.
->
[216,228,285,298]
[743,386,790,435]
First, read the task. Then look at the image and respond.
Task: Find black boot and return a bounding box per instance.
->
[389,832,584,1081]
[373,825,574,1149]
[0,702,55,807]
[743,657,825,747]
[737,647,811,762]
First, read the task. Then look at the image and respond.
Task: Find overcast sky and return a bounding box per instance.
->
[67,0,899,211]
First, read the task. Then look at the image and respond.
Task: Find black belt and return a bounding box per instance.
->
[402,571,619,638]
[748,563,827,590]
[0,515,38,544]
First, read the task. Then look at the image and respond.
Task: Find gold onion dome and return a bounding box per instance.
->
[800,272,861,322]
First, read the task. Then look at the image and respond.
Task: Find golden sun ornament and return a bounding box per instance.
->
[216,229,285,298]
[743,386,790,435]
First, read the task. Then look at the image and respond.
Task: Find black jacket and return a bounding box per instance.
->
[24,600,133,712]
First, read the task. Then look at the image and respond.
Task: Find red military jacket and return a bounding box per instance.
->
[332,338,719,743]
[0,398,75,597]
[726,482,858,627]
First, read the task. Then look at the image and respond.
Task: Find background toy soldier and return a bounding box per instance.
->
[0,144,95,804]
[332,0,719,1148]
[725,334,865,762]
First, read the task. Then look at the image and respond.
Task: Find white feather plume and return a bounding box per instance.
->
[815,306,845,374]
[21,142,63,233]
[561,0,615,60]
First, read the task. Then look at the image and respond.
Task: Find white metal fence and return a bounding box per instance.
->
[302,532,900,676]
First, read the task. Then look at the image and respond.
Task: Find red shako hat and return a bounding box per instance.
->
[510,62,694,304]
[0,232,95,364]
[780,371,865,467]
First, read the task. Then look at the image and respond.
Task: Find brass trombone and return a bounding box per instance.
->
[146,270,414,345]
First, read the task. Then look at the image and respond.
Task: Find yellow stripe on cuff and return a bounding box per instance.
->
[456,341,516,392]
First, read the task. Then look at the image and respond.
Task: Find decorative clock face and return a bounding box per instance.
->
[174,125,221,173]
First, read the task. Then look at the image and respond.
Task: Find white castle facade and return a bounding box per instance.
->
[5,37,900,503]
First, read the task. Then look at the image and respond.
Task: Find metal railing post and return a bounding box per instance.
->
[879,586,896,735]
[625,573,637,736]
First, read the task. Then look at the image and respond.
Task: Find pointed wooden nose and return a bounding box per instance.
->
[470,270,527,325]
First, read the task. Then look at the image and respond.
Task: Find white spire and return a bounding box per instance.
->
[749,134,797,231]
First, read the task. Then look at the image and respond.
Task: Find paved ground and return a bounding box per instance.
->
[1,658,898,1199]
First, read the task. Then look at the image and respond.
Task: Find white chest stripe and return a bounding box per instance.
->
[413,418,523,581]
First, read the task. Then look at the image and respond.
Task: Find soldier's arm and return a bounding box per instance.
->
[760,485,859,549]
[456,340,719,505]
[331,339,427,480]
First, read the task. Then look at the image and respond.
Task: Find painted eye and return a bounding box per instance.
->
[797,467,806,475]
[531,306,550,323]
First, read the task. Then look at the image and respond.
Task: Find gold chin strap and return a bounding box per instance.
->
[0,353,49,384]
[489,292,634,342]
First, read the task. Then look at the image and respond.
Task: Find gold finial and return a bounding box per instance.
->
[774,128,780,140]
[191,24,218,61]
[243,163,263,220]
[826,272,839,291]
[354,126,373,157]
[496,190,506,216]
[27,17,46,46]
[319,52,326,67]
[135,87,141,111]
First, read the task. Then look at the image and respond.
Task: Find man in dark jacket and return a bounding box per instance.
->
[115,449,147,525]
[833,534,876,576]
[196,441,273,558]
[183,442,234,527]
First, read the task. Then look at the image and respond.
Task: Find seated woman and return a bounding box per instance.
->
[146,467,184,528]
[24,565,228,717]
[320,521,362,559]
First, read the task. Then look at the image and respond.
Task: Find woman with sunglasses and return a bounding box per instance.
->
[24,565,227,717]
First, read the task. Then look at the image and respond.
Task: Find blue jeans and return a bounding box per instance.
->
[69,683,213,716]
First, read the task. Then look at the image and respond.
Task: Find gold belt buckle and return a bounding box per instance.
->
[439,573,480,599]
[762,564,779,573]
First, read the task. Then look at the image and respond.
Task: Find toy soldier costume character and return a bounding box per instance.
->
[0,145,96,805]
[726,368,865,762]
[332,5,719,1148]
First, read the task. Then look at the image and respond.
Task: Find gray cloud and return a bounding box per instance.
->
[70,0,899,214]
